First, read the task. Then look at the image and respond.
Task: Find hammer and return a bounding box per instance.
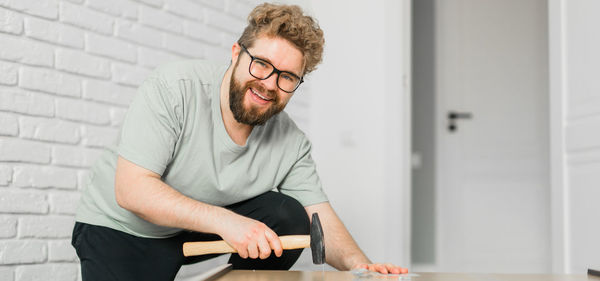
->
[183,213,326,264]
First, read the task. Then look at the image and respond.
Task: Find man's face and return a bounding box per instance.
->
[229,36,304,126]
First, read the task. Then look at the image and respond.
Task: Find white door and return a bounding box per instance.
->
[435,0,550,273]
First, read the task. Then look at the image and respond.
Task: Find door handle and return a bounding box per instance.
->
[448,111,473,132]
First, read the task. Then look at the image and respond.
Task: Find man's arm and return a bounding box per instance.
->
[304,202,408,274]
[114,156,283,259]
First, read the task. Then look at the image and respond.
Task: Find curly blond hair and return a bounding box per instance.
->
[238,3,324,75]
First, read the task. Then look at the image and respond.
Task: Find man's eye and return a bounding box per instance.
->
[255,60,269,68]
[281,73,296,82]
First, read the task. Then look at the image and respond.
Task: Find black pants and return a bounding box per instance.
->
[71,191,310,281]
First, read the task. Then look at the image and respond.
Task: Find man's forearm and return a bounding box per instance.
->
[127,177,231,233]
[305,202,371,270]
[115,156,232,235]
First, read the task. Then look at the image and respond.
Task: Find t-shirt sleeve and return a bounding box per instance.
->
[278,135,329,207]
[117,77,181,176]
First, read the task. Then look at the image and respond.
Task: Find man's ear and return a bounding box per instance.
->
[231,43,242,65]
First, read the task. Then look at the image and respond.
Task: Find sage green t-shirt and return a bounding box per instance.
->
[75,60,328,238]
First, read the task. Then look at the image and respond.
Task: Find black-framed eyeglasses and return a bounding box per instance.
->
[240,44,304,93]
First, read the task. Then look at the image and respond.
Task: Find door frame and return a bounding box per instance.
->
[548,0,569,274]
[382,0,413,267]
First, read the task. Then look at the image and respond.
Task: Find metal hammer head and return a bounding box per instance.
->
[310,213,325,264]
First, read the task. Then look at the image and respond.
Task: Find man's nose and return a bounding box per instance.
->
[262,73,279,91]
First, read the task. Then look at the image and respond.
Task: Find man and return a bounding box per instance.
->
[72,3,407,280]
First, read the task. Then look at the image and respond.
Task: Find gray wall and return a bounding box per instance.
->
[411,0,436,266]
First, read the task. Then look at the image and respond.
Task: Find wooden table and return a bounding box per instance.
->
[212,270,598,281]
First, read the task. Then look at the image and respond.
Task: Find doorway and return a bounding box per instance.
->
[411,0,550,273]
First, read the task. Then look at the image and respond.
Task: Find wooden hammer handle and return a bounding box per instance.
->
[183,235,310,257]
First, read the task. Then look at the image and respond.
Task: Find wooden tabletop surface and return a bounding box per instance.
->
[212,270,599,281]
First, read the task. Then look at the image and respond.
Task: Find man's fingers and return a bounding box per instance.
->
[257,235,272,259]
[361,263,409,275]
[385,264,401,274]
[247,240,259,259]
[264,230,283,257]
[367,264,388,274]
[237,246,249,259]
[377,264,389,274]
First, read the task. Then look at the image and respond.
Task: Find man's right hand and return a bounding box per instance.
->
[217,212,283,259]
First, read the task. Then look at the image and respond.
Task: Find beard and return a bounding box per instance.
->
[229,63,286,126]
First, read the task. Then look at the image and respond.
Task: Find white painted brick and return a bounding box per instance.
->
[51,145,103,168]
[221,32,239,48]
[59,1,113,35]
[0,91,54,117]
[132,0,164,8]
[13,165,78,189]
[55,98,111,125]
[193,0,225,11]
[111,63,152,87]
[18,216,74,238]
[0,216,17,237]
[204,44,230,63]
[0,266,13,281]
[139,5,183,34]
[24,17,84,49]
[0,164,12,185]
[0,112,18,136]
[0,61,18,85]
[19,116,80,144]
[83,80,136,106]
[0,240,46,264]
[0,36,54,67]
[0,137,51,164]
[115,19,163,47]
[162,33,204,58]
[85,33,137,63]
[81,124,119,148]
[77,170,92,190]
[48,191,80,214]
[48,240,77,262]
[205,8,244,33]
[138,47,182,69]
[55,49,111,79]
[15,264,78,281]
[0,190,48,214]
[19,67,81,97]
[87,0,137,19]
[183,20,221,45]
[109,107,128,127]
[0,0,58,19]
[225,0,253,18]
[164,0,204,20]
[0,7,23,35]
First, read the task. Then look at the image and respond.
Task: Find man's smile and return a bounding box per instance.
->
[248,87,273,105]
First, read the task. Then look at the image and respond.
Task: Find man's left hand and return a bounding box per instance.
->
[352,263,408,275]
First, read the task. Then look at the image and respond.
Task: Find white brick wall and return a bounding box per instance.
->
[0,0,291,280]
